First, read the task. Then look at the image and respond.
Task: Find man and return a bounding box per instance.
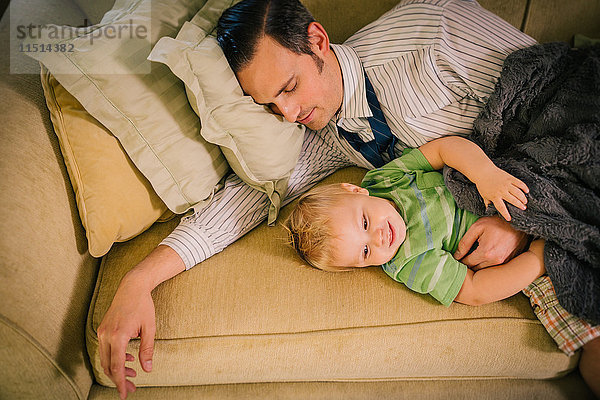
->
[98,1,552,398]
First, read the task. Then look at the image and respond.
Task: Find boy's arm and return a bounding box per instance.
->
[454,240,545,306]
[419,136,529,221]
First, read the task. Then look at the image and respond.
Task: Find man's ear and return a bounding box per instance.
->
[307,22,330,55]
[340,183,369,195]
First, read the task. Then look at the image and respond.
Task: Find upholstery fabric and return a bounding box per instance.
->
[88,375,593,400]
[40,68,172,257]
[523,0,600,43]
[25,0,230,215]
[0,62,98,400]
[149,1,305,223]
[1,4,99,398]
[88,168,577,387]
[0,321,81,399]
[4,0,600,399]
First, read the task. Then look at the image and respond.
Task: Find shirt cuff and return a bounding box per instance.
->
[159,222,216,270]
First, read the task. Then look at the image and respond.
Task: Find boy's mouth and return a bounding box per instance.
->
[388,221,394,247]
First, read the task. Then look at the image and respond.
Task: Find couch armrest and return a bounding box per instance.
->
[0,69,100,400]
[0,1,103,398]
[0,68,101,399]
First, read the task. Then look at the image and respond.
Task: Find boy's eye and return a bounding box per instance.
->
[363,245,368,258]
[363,216,367,230]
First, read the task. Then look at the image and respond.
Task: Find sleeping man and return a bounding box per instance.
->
[96,1,600,398]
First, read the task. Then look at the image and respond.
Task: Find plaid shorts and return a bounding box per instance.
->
[522,275,600,356]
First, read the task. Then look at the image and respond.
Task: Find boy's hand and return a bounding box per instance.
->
[476,166,529,221]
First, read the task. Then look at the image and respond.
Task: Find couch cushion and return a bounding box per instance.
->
[87,374,595,400]
[87,167,577,387]
[1,1,102,399]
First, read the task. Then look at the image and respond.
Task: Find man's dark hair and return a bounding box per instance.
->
[216,0,319,73]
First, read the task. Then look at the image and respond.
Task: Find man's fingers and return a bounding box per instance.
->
[461,250,496,269]
[125,367,137,378]
[99,337,111,377]
[98,325,113,375]
[125,379,137,398]
[454,224,482,260]
[139,322,156,373]
[470,264,482,272]
[460,252,482,268]
[109,334,129,399]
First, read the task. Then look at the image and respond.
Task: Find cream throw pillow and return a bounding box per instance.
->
[41,67,173,257]
[149,2,305,223]
[25,0,230,215]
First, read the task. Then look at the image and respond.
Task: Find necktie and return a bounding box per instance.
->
[337,73,397,168]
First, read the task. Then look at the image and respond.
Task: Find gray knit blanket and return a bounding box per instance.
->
[443,42,600,324]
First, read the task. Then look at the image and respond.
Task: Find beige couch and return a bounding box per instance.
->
[1,0,599,399]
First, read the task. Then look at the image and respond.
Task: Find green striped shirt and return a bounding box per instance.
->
[361,148,479,306]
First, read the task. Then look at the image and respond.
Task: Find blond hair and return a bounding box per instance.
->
[284,183,352,272]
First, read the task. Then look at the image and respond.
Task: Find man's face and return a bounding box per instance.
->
[236,35,343,131]
[327,190,406,268]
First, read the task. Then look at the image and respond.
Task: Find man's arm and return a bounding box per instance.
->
[97,245,184,400]
[430,1,536,267]
[455,239,545,306]
[98,126,355,398]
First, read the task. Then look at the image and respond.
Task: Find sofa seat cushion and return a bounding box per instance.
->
[87,167,578,387]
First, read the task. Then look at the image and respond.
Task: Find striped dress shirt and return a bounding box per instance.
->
[161,0,536,269]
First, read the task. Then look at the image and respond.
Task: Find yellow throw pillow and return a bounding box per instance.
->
[41,67,174,257]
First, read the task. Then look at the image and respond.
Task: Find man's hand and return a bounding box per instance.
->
[98,271,156,399]
[97,245,186,399]
[454,215,528,270]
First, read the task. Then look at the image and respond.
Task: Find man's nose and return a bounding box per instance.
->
[275,100,300,123]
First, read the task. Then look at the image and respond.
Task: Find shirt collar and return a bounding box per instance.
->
[331,44,372,122]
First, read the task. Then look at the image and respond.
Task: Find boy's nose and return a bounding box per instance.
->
[371,226,385,248]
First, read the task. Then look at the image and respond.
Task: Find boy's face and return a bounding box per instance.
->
[328,185,406,268]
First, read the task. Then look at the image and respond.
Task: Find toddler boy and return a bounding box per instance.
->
[286,135,600,396]
[285,135,545,306]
